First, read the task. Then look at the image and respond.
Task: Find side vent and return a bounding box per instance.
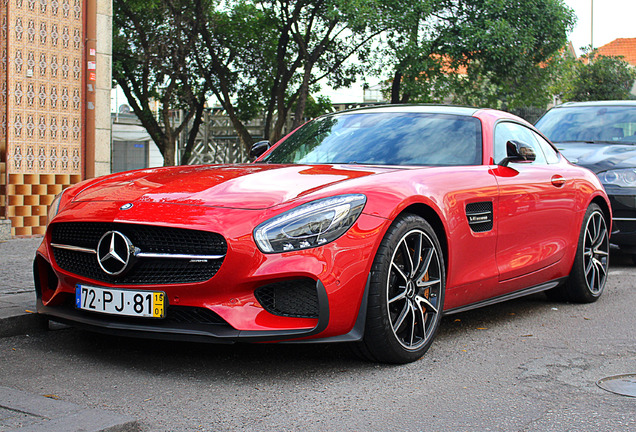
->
[466,202,493,232]
[255,279,319,318]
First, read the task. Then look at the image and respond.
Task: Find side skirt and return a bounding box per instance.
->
[443,277,567,316]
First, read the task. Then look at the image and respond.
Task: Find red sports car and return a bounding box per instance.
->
[34,105,611,364]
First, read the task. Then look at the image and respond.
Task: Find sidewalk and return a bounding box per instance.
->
[0,237,42,338]
[0,237,139,432]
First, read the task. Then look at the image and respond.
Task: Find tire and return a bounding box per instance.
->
[546,203,609,303]
[356,214,445,364]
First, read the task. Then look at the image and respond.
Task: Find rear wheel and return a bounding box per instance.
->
[546,203,609,303]
[356,214,445,364]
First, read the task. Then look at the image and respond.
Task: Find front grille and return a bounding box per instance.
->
[50,222,227,285]
[56,295,230,327]
[255,279,319,318]
[51,222,226,255]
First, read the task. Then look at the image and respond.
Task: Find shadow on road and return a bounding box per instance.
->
[24,251,632,375]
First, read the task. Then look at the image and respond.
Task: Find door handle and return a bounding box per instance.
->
[551,175,566,187]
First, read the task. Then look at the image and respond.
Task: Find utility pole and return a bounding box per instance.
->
[590,0,594,50]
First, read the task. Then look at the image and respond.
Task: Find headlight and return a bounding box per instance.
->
[598,168,636,187]
[46,190,65,225]
[254,194,367,253]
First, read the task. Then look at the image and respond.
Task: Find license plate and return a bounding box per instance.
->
[75,284,165,318]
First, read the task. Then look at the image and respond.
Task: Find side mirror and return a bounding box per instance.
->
[250,140,271,159]
[499,140,536,167]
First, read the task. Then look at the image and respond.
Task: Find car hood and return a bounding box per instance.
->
[555,142,636,173]
[72,164,397,210]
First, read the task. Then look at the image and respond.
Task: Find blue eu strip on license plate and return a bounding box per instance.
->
[75,284,165,318]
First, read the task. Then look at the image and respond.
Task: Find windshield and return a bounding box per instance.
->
[263,112,482,166]
[536,106,636,144]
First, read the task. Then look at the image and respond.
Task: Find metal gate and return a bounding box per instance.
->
[180,109,265,165]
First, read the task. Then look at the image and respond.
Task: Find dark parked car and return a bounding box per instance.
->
[536,100,636,263]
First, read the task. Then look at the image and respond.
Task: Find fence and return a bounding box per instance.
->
[180,108,265,165]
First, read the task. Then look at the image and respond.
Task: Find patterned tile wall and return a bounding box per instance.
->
[0,2,7,217]
[1,0,85,236]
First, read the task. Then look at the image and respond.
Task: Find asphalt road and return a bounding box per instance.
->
[1,253,634,432]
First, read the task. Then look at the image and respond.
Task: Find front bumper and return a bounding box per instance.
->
[34,280,331,343]
[33,200,389,342]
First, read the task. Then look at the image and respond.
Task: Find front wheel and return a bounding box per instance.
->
[355,214,445,364]
[547,203,609,303]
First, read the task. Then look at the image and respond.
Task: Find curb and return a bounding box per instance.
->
[0,312,47,338]
[0,292,46,338]
[0,386,139,432]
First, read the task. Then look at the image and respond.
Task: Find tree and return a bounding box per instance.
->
[252,0,380,142]
[302,95,334,119]
[116,0,374,160]
[372,0,575,109]
[188,0,276,152]
[188,0,380,148]
[113,0,209,166]
[559,51,636,102]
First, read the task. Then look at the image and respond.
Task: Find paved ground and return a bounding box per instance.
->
[0,238,138,431]
[1,237,634,431]
[0,238,42,339]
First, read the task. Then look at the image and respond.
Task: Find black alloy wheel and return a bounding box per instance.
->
[356,214,445,364]
[547,203,609,303]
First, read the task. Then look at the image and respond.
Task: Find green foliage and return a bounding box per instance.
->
[559,51,636,102]
[113,0,209,165]
[190,0,379,142]
[371,0,575,109]
[296,95,334,120]
[200,1,279,122]
[113,0,582,165]
[252,0,380,138]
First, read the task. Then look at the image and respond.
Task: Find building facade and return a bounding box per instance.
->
[0,0,111,237]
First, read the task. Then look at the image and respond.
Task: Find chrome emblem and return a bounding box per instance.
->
[97,231,134,276]
[120,203,134,210]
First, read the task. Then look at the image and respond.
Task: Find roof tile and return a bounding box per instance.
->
[596,38,636,65]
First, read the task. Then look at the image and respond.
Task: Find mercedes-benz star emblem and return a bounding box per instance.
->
[97,231,134,276]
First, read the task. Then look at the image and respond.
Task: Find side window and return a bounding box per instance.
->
[494,122,547,165]
[532,132,560,164]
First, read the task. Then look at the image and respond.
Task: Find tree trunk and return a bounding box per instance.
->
[232,117,255,157]
[162,136,176,166]
[391,70,402,104]
[181,97,207,165]
[292,64,313,129]
[269,81,291,144]
[218,98,254,156]
[263,99,275,142]
[270,105,288,144]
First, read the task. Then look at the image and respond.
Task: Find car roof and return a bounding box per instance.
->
[327,104,480,117]
[555,100,636,108]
